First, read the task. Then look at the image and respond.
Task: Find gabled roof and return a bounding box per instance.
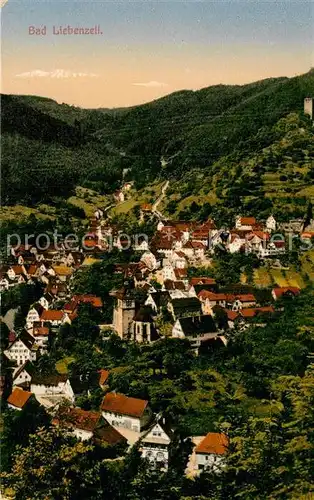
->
[13,360,34,381]
[174,268,188,279]
[148,291,171,308]
[178,315,217,337]
[238,217,256,226]
[198,291,227,301]
[190,277,216,286]
[52,266,73,276]
[195,432,229,455]
[272,287,300,299]
[40,309,64,321]
[171,297,201,315]
[9,330,36,350]
[93,420,127,446]
[7,387,33,409]
[225,310,239,321]
[164,280,186,291]
[33,326,50,337]
[99,369,110,386]
[32,373,68,386]
[53,406,101,432]
[101,392,148,418]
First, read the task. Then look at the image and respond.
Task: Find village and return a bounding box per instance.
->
[1,200,314,476]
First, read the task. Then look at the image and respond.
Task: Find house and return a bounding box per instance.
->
[272,287,300,301]
[52,406,127,447]
[12,361,33,389]
[52,266,73,282]
[114,190,125,203]
[169,297,202,319]
[6,265,28,282]
[145,291,171,314]
[194,432,229,473]
[172,315,218,350]
[99,369,110,390]
[266,215,277,232]
[197,291,227,314]
[171,251,187,270]
[140,251,158,271]
[140,417,174,470]
[228,233,247,254]
[101,392,152,433]
[40,309,64,327]
[235,216,257,231]
[31,373,75,403]
[0,275,9,291]
[38,293,54,310]
[94,208,104,220]
[4,330,38,366]
[227,294,256,311]
[7,387,34,411]
[32,325,50,351]
[26,305,43,330]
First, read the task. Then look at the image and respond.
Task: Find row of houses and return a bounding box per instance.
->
[6,381,228,474]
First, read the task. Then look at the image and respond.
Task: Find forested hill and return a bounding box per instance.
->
[1,69,314,207]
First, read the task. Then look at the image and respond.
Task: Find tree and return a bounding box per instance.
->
[1,427,102,499]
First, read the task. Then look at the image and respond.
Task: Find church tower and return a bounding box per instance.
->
[112,286,136,339]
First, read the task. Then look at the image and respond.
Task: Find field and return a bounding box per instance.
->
[250,256,314,289]
[67,186,111,218]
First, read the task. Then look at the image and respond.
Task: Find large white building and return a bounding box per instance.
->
[101,392,152,433]
[4,330,38,366]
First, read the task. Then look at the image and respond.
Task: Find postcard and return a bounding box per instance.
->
[1,1,314,498]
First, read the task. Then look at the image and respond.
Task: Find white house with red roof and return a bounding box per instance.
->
[101,392,152,433]
[7,387,34,411]
[193,432,229,473]
[235,216,257,231]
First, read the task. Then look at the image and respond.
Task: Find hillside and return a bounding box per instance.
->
[1,69,314,215]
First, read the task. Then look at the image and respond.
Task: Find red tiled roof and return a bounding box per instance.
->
[52,406,101,432]
[40,310,64,321]
[73,295,103,308]
[99,369,110,386]
[101,392,148,418]
[240,306,275,318]
[272,287,300,299]
[33,326,49,337]
[195,432,229,455]
[10,265,25,275]
[141,203,152,211]
[7,387,32,409]
[190,277,216,286]
[174,268,188,279]
[190,241,206,249]
[234,294,256,303]
[225,310,239,321]
[248,231,270,241]
[163,280,185,290]
[239,217,256,225]
[198,291,227,301]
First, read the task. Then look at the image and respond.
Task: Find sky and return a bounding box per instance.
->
[1,0,313,108]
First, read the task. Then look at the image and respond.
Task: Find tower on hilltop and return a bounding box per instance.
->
[304,97,314,120]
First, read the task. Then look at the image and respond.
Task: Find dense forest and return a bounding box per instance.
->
[1,69,314,214]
